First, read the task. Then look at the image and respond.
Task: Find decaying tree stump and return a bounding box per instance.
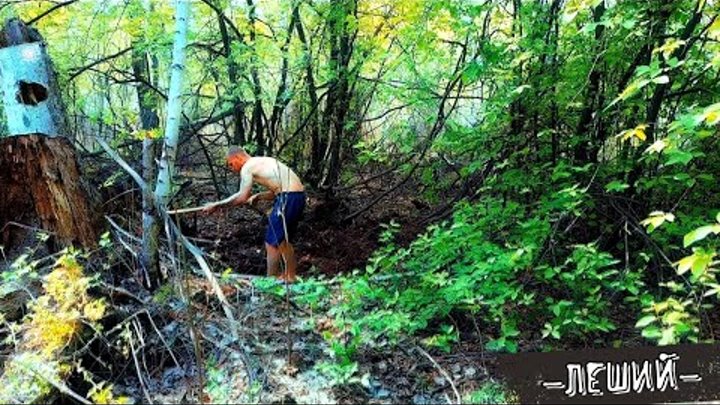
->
[0,135,98,247]
[0,19,98,249]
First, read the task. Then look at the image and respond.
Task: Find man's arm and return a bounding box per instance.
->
[247,190,275,205]
[203,166,253,211]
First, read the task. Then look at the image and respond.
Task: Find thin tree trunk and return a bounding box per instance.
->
[217,8,246,146]
[246,0,264,154]
[625,0,702,194]
[509,0,525,137]
[645,0,704,141]
[573,2,605,163]
[295,6,322,185]
[322,0,357,189]
[155,0,190,205]
[132,42,161,288]
[268,3,299,151]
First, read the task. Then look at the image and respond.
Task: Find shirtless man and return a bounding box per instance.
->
[202,148,306,282]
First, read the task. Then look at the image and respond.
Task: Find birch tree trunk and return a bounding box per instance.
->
[154,0,190,205]
[149,0,237,327]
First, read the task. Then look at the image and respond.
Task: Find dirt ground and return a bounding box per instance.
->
[182,181,428,279]
[100,275,493,404]
[100,176,480,404]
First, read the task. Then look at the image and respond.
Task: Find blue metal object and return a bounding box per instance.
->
[0,42,59,137]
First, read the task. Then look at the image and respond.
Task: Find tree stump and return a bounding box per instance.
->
[0,19,98,249]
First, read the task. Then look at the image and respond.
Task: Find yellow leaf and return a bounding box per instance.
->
[676,254,695,275]
[88,383,130,404]
[634,124,647,141]
[701,103,720,125]
[617,124,648,145]
[653,38,686,60]
[706,111,719,124]
[83,300,106,322]
[618,81,639,100]
[653,301,670,313]
[664,310,686,324]
[709,18,720,39]
[135,128,161,140]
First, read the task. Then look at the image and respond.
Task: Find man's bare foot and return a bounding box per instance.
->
[277,273,297,283]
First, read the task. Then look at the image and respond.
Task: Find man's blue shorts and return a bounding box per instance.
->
[265,191,306,247]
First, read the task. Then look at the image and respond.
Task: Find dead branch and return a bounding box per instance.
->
[415,346,461,405]
[95,137,147,191]
[129,324,154,404]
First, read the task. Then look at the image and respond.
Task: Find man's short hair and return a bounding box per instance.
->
[227,146,248,158]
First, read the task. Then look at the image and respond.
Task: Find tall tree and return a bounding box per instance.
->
[268,2,299,149]
[214,1,247,146]
[246,0,265,154]
[296,4,322,185]
[321,0,358,189]
[154,0,190,206]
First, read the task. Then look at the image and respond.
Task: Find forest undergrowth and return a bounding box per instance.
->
[0,0,719,403]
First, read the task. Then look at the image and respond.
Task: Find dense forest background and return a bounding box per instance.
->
[0,0,719,403]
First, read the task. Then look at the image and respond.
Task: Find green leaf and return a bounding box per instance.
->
[635,315,656,328]
[505,340,518,353]
[674,322,692,335]
[462,61,482,84]
[641,326,662,340]
[621,19,636,29]
[665,150,694,166]
[658,328,676,346]
[605,180,629,192]
[645,138,668,154]
[677,255,694,275]
[683,224,720,247]
[677,249,715,277]
[511,85,531,95]
[691,253,713,279]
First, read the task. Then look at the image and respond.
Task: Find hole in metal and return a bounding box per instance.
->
[16,81,48,106]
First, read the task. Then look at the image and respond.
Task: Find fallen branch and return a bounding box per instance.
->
[162,209,240,340]
[415,346,461,405]
[95,137,147,191]
[21,364,91,405]
[96,136,240,339]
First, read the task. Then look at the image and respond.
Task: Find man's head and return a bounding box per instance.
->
[226,147,251,173]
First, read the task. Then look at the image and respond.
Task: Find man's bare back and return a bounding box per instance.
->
[242,157,304,195]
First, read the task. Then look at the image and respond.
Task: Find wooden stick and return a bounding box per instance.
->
[166,206,207,215]
[168,204,267,216]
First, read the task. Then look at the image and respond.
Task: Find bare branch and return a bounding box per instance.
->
[27,0,79,26]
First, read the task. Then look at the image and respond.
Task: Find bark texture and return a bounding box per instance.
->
[0,135,99,248]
